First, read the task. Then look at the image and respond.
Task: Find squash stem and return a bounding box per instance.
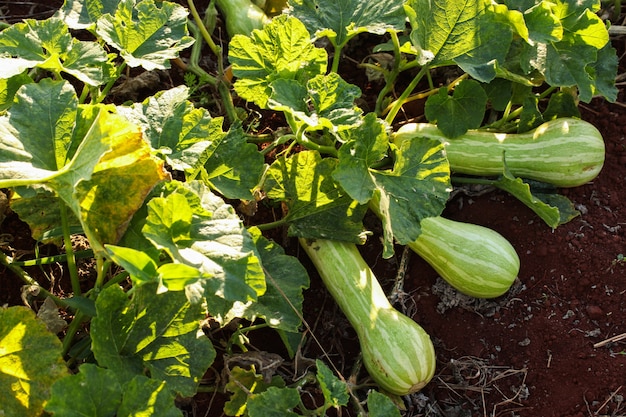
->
[59,202,81,296]
[373,31,403,116]
[384,65,429,124]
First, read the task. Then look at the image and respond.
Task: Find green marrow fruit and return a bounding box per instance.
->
[216,0,271,38]
[299,238,436,395]
[394,118,605,188]
[410,216,520,298]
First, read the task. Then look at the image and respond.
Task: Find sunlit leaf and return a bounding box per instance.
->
[229,14,327,108]
[519,0,612,102]
[407,0,489,65]
[288,0,406,49]
[96,0,194,70]
[142,181,267,319]
[55,0,120,29]
[268,73,363,134]
[45,364,122,417]
[0,18,112,86]
[0,306,68,417]
[223,227,309,332]
[370,137,450,257]
[117,375,183,417]
[0,73,31,112]
[264,150,368,243]
[91,284,215,397]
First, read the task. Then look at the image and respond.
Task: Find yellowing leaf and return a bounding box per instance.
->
[0,306,68,417]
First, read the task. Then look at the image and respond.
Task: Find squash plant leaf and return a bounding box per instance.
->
[268,73,363,134]
[288,0,406,49]
[0,79,82,185]
[264,150,368,243]
[0,306,68,417]
[117,85,221,171]
[118,86,264,200]
[0,73,32,112]
[0,17,112,86]
[117,375,183,417]
[406,0,489,66]
[453,9,514,83]
[366,390,402,417]
[229,14,328,109]
[91,283,215,397]
[316,360,349,410]
[45,364,122,417]
[369,137,450,258]
[95,0,194,70]
[424,79,488,138]
[55,0,120,29]
[142,181,267,319]
[246,386,301,417]
[519,0,612,102]
[187,121,265,200]
[230,227,310,332]
[589,43,619,102]
[69,113,170,249]
[224,366,286,416]
[493,164,579,228]
[333,113,390,204]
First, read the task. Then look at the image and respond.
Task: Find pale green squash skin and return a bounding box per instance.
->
[410,217,520,298]
[299,238,436,395]
[394,118,605,187]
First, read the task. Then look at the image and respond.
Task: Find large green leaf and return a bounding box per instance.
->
[55,0,120,29]
[0,79,168,251]
[142,181,267,317]
[45,364,122,417]
[264,151,368,243]
[288,0,406,49]
[519,0,612,102]
[334,114,450,256]
[407,0,489,65]
[118,86,264,200]
[117,375,183,417]
[117,86,219,170]
[91,284,215,397]
[0,306,68,417]
[268,73,363,134]
[229,14,328,108]
[369,137,450,257]
[0,79,80,182]
[0,17,112,86]
[96,0,194,70]
[232,227,309,332]
[333,113,390,204]
[187,122,265,200]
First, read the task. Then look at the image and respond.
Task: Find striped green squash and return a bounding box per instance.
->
[299,238,436,395]
[410,217,520,298]
[394,118,605,187]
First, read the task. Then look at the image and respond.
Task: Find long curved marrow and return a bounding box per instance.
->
[299,237,436,395]
[394,118,605,188]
